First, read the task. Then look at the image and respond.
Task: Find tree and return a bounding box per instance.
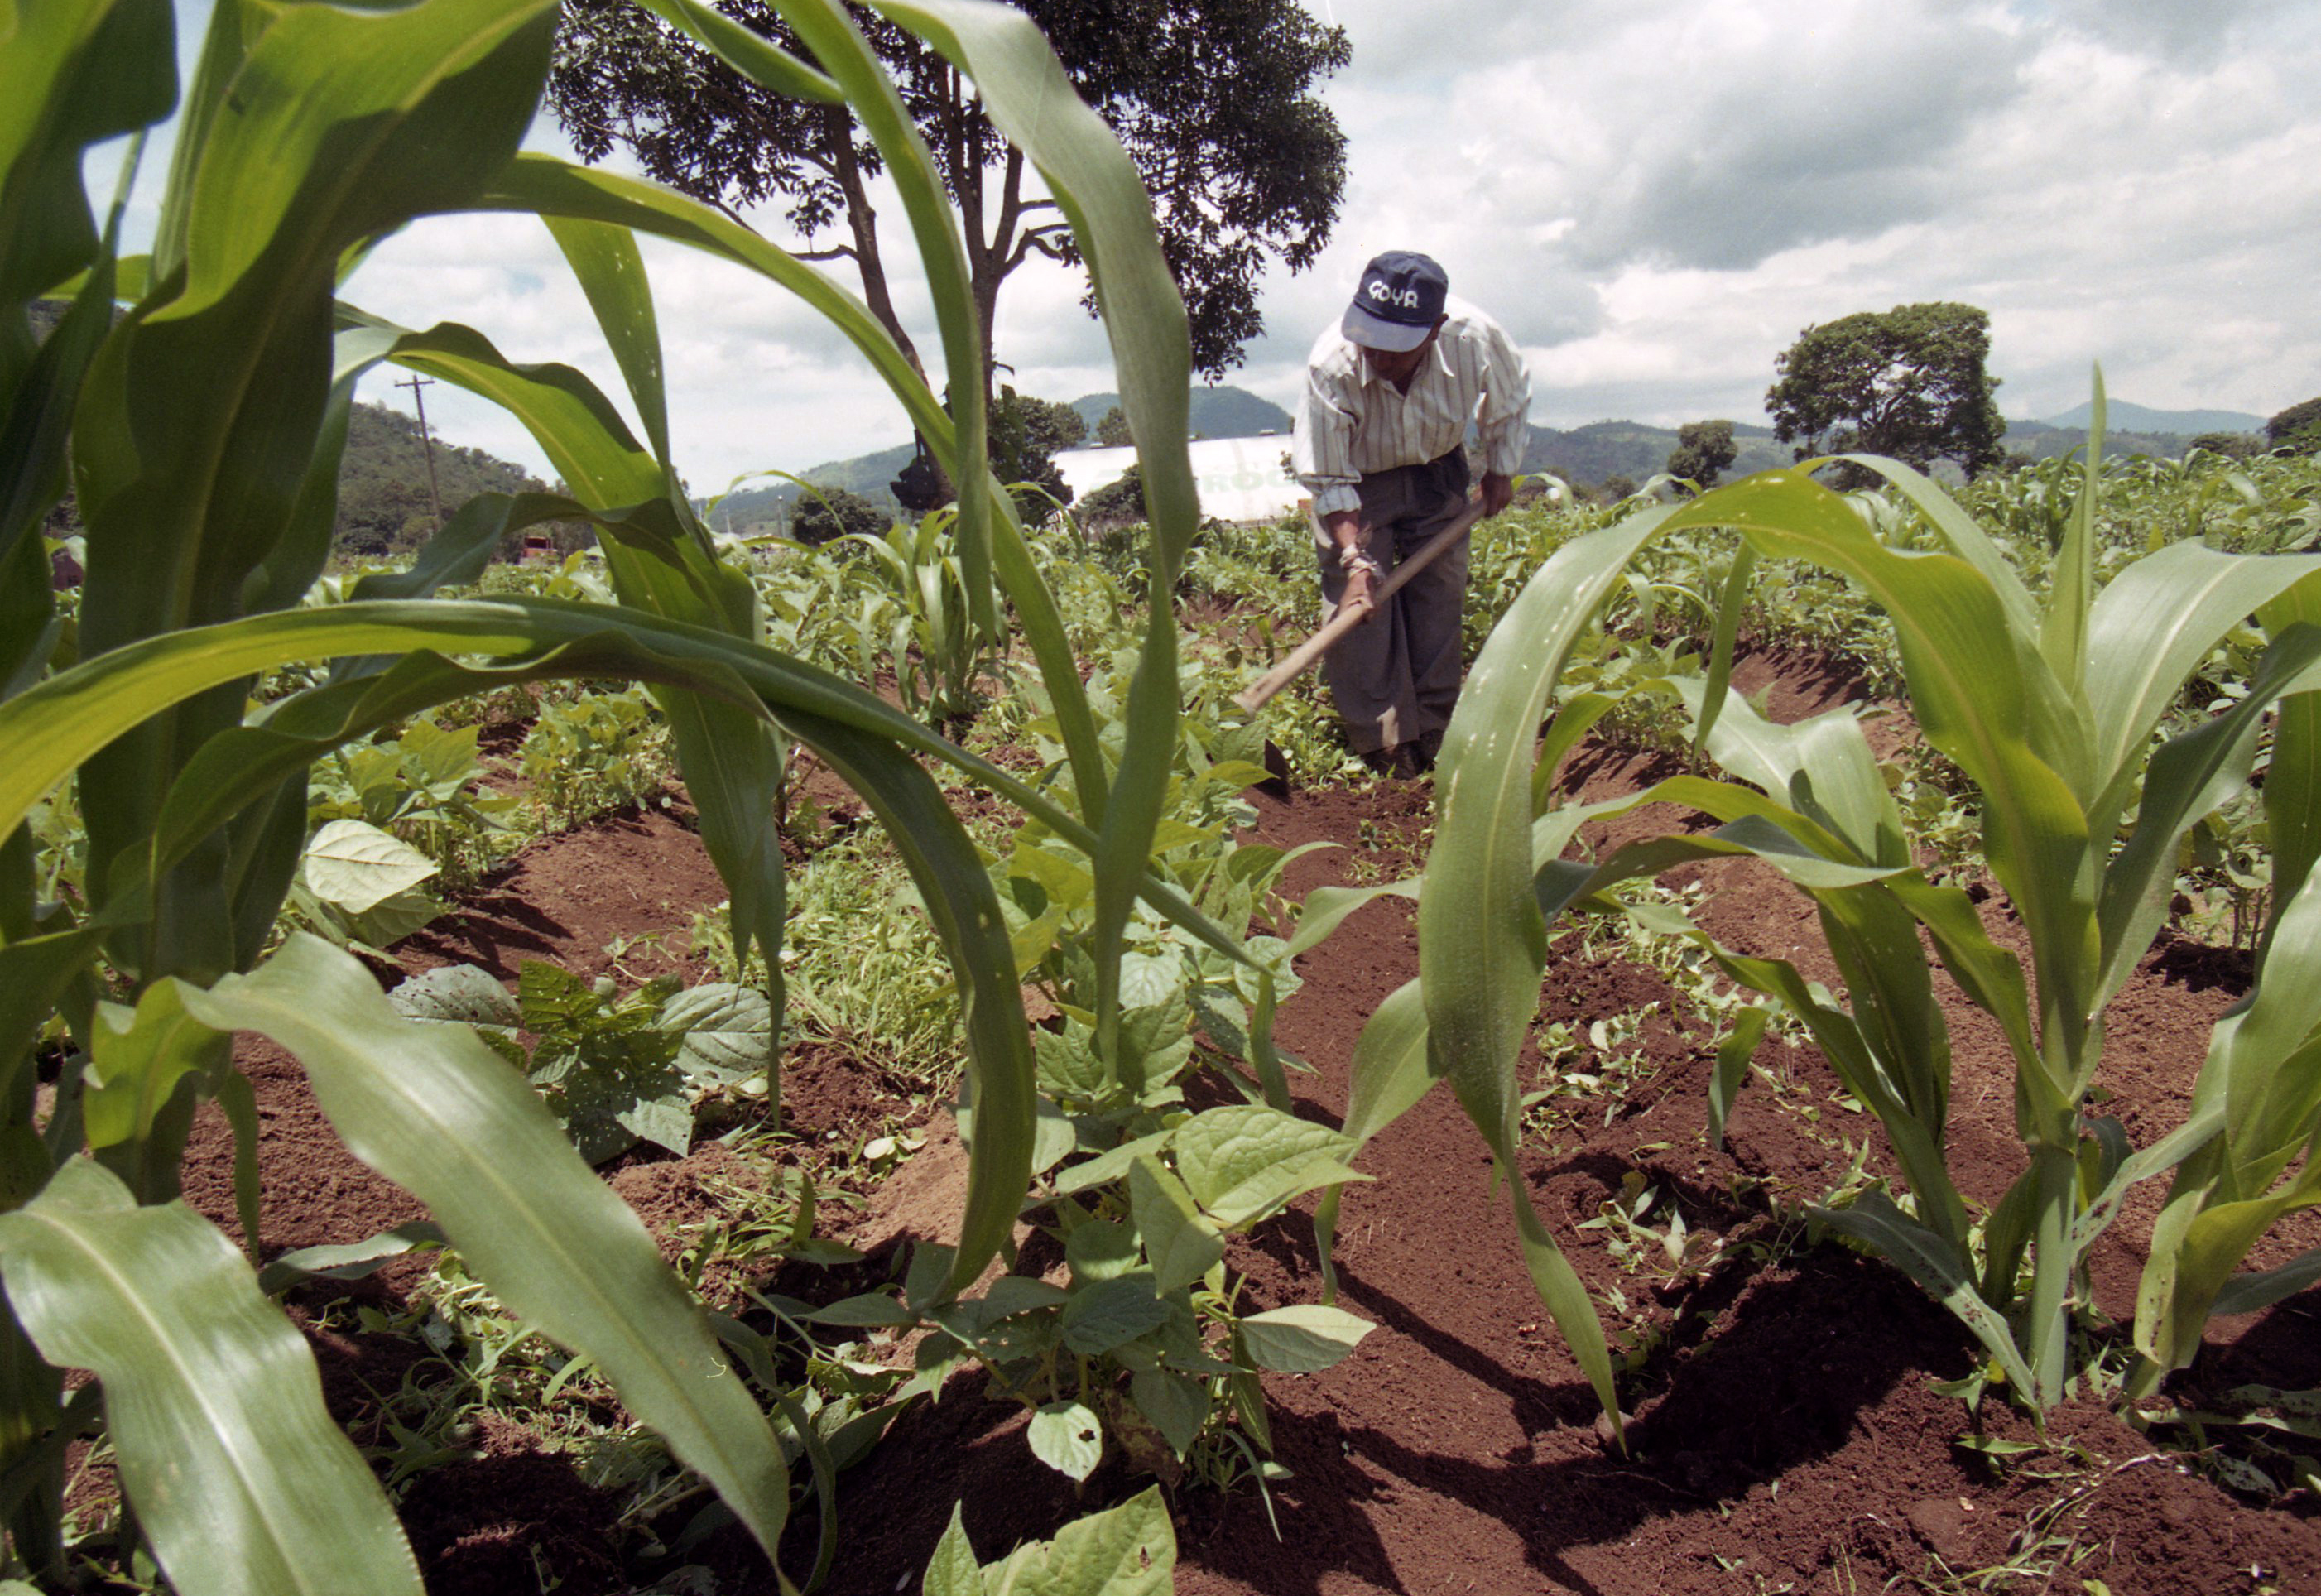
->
[1597,474,1637,503]
[791,483,891,546]
[550,0,1350,388]
[1766,302,2006,480]
[2189,430,2258,460]
[2266,397,2321,454]
[988,387,1083,522]
[1665,419,1737,488]
[1075,463,1144,531]
[1095,404,1133,447]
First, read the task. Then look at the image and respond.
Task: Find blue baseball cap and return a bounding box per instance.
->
[1342,251,1448,352]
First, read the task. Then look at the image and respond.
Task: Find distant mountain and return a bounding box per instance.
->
[2040,400,2265,435]
[1068,385,1292,440]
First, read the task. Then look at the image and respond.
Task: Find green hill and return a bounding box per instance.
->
[1068,385,1292,440]
[333,401,574,558]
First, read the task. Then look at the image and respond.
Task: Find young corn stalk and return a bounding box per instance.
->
[0,0,1276,1586]
[1323,385,2321,1421]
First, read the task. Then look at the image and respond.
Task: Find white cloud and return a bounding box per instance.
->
[100,0,2321,486]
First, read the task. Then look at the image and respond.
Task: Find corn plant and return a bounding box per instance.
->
[1320,386,2321,1423]
[841,506,1000,726]
[0,0,1266,1585]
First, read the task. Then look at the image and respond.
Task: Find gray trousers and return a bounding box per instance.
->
[1314,451,1471,754]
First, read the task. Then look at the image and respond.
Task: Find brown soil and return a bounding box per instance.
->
[790,655,2321,1596]
[153,650,2321,1595]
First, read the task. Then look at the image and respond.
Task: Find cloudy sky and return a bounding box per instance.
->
[130,0,2321,486]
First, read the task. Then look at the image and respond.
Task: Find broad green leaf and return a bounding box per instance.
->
[81,983,214,1170]
[978,1486,1175,1595]
[1171,1104,1367,1229]
[660,983,775,1084]
[1128,1369,1209,1459]
[1026,1400,1104,1482]
[923,1504,980,1596]
[174,936,792,1560]
[0,1161,420,1596]
[388,964,521,1030]
[808,1293,915,1329]
[1127,1156,1223,1296]
[300,819,437,916]
[1058,1276,1171,1357]
[1237,1304,1375,1374]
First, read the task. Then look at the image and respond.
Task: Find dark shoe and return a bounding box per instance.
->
[1411,730,1444,773]
[1357,747,1398,776]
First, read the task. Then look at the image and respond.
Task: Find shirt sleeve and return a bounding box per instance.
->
[1473,315,1531,480]
[1294,358,1364,517]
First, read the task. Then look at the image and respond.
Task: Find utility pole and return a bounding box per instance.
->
[394,374,444,532]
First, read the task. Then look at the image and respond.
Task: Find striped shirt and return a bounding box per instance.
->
[1292,296,1531,517]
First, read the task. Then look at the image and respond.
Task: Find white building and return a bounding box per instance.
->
[1050,435,1305,525]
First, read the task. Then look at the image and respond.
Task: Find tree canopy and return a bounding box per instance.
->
[1095,404,1133,447]
[2267,397,2321,454]
[1665,420,1737,488]
[550,0,1350,387]
[1766,303,2006,479]
[792,483,891,546]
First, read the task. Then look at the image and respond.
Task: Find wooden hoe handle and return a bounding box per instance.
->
[1233,496,1492,714]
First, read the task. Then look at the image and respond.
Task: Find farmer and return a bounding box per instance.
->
[1292,250,1530,775]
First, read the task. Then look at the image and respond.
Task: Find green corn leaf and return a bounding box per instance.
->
[634,0,843,106]
[2083,543,2321,824]
[2038,368,2103,704]
[1693,541,1757,761]
[0,598,1261,1002]
[1675,680,1906,867]
[2094,624,2321,1004]
[2259,579,2321,949]
[873,0,1204,1077]
[0,0,174,320]
[1708,1004,1771,1151]
[173,936,793,1562]
[1811,1191,2036,1395]
[2210,1246,2321,1319]
[767,0,995,632]
[1284,879,1420,960]
[0,1160,421,1596]
[464,154,1109,817]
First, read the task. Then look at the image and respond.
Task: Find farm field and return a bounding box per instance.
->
[12,3,2321,1594]
[133,582,2321,1595]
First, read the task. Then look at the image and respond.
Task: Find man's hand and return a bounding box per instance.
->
[1324,508,1382,624]
[1479,472,1515,517]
